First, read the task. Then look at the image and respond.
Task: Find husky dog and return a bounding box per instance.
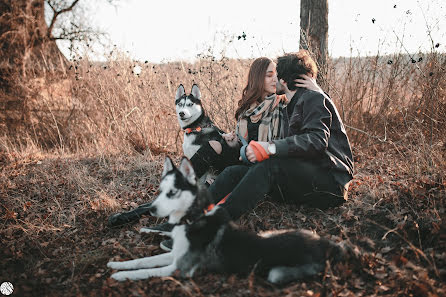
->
[107,157,357,283]
[175,84,224,160]
[175,84,229,186]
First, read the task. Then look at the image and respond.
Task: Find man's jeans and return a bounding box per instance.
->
[208,158,347,220]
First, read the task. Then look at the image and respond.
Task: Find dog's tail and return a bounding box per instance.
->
[328,238,364,273]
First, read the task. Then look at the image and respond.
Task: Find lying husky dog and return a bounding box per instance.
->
[107,84,227,227]
[107,157,357,283]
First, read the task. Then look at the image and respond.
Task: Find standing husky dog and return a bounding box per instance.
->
[175,84,227,183]
[107,84,226,227]
[107,157,358,283]
[175,84,223,158]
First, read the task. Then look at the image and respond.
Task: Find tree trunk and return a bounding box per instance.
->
[299,0,328,88]
[0,0,67,134]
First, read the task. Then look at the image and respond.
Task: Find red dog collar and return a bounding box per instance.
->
[184,127,202,134]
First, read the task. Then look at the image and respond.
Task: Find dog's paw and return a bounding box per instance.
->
[140,228,172,236]
[267,267,286,284]
[107,261,124,270]
[108,213,126,227]
[110,271,130,282]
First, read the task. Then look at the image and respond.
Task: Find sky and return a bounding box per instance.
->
[60,0,446,62]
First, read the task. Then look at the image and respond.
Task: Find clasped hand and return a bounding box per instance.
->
[242,141,270,163]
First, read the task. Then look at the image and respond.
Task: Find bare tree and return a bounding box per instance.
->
[0,0,114,134]
[1,1,58,91]
[0,0,114,91]
[299,0,328,88]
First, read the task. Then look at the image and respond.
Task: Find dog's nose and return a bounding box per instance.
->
[179,111,185,117]
[148,204,157,216]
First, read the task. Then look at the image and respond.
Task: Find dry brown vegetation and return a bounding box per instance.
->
[1,47,445,296]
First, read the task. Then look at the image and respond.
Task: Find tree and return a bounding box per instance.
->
[0,0,112,134]
[299,0,328,88]
[0,0,109,92]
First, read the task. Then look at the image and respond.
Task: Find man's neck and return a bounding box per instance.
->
[285,89,297,102]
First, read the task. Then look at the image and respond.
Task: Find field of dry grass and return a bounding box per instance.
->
[1,49,445,296]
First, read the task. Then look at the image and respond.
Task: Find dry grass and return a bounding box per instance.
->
[0,147,444,296]
[1,46,445,296]
[4,52,251,155]
[4,49,445,157]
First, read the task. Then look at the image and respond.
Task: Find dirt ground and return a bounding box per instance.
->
[1,144,445,297]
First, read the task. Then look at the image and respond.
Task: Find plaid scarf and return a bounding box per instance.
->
[237,94,288,142]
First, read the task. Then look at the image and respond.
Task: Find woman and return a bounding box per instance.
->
[189,57,284,179]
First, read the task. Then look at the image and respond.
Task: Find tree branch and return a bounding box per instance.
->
[50,29,98,41]
[47,0,80,39]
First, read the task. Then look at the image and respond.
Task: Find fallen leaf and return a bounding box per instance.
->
[381,246,393,254]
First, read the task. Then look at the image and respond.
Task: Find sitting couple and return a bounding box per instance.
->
[111,50,354,251]
[197,50,353,217]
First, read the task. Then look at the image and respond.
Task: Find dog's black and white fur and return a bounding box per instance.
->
[175,84,224,160]
[176,84,226,185]
[107,157,357,283]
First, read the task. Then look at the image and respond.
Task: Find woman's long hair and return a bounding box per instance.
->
[235,57,273,120]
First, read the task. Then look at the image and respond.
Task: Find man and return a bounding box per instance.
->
[208,50,354,219]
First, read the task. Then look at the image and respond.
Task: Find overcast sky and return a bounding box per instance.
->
[59,0,446,62]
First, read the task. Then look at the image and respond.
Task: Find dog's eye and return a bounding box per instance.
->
[167,190,178,197]
[186,103,193,107]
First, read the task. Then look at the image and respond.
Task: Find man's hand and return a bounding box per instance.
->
[245,141,270,163]
[222,132,239,148]
[294,74,323,94]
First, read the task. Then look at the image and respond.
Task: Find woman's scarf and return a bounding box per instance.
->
[237,94,288,142]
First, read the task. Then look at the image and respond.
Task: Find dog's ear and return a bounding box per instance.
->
[178,157,196,185]
[175,84,186,101]
[190,84,201,100]
[162,157,175,178]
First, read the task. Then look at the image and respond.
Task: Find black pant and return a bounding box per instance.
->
[208,157,347,220]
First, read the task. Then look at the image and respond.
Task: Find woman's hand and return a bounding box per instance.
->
[222,132,239,148]
[243,141,270,163]
[244,144,256,163]
[294,74,324,93]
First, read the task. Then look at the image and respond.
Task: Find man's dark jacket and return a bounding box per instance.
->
[273,88,354,186]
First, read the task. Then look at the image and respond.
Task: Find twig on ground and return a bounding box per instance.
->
[365,218,439,277]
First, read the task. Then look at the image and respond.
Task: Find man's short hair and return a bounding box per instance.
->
[276,50,318,91]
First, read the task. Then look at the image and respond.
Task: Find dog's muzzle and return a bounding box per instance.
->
[148,204,157,216]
